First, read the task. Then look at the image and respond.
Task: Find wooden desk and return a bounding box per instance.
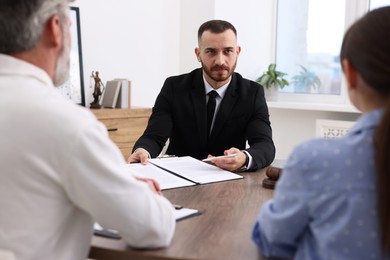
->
[89,169,273,260]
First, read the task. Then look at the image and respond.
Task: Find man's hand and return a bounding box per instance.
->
[127,148,150,164]
[206,148,247,172]
[135,177,162,195]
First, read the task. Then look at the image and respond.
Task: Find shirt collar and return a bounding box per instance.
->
[348,108,384,135]
[202,74,231,99]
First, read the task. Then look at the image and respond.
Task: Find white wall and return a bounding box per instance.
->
[71,0,180,107]
[270,108,360,159]
[71,0,361,161]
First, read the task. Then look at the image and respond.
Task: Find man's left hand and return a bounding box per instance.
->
[206,148,247,172]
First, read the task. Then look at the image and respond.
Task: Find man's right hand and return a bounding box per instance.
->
[127,148,150,164]
[135,177,162,195]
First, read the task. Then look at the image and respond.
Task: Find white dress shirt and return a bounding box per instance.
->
[0,54,175,260]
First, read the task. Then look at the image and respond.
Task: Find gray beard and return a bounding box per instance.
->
[53,39,71,87]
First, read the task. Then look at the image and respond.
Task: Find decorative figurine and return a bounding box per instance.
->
[90,71,104,109]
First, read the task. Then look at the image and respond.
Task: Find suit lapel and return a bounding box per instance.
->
[190,70,208,143]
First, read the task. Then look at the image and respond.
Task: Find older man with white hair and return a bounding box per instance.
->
[0,1,176,259]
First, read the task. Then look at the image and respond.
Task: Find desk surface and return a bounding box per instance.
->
[89,169,273,260]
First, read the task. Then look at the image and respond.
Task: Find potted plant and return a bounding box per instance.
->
[256,63,289,90]
[291,65,321,93]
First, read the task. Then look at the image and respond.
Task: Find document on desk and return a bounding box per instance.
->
[124,163,196,190]
[149,156,243,185]
[94,207,200,239]
[125,156,242,190]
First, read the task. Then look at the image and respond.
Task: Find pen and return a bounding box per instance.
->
[157,154,176,159]
[202,153,238,162]
[173,204,183,210]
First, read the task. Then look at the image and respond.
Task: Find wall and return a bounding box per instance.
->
[71,0,180,107]
[71,0,361,161]
[270,108,360,159]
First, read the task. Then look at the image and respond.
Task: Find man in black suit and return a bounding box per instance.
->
[128,20,275,171]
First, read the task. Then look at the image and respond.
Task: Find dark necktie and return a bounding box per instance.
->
[207,90,218,136]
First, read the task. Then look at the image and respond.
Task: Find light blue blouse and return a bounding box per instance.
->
[252,109,389,260]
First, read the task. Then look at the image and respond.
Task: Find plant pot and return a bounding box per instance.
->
[264,87,278,101]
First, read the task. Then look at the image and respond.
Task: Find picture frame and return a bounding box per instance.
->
[57,6,86,106]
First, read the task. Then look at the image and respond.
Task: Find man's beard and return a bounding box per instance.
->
[53,32,71,87]
[201,60,237,83]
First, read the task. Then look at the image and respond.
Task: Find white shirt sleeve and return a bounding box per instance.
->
[242,150,254,170]
[59,119,175,248]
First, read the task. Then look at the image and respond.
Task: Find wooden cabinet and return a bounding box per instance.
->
[91,108,152,159]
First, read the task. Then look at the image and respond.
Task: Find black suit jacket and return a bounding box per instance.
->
[133,68,275,169]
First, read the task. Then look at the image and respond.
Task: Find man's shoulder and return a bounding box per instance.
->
[231,72,263,98]
[44,97,100,133]
[233,72,261,88]
[162,68,202,92]
[166,68,201,82]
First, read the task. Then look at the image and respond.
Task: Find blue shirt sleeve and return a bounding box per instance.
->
[252,146,314,258]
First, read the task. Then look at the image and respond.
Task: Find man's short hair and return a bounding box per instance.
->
[197,19,237,41]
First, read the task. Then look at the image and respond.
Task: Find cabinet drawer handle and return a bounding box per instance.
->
[107,128,118,132]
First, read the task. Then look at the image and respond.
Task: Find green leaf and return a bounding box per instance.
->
[259,74,270,85]
[269,70,276,79]
[257,63,289,89]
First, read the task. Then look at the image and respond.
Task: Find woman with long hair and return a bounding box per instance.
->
[252,6,390,260]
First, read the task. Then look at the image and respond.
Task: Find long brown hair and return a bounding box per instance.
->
[340,6,390,254]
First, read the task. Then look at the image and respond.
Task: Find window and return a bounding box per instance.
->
[276,0,345,96]
[370,0,390,10]
[269,0,390,110]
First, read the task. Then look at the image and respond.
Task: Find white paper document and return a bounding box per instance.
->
[148,156,243,185]
[124,163,195,190]
[125,156,243,190]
